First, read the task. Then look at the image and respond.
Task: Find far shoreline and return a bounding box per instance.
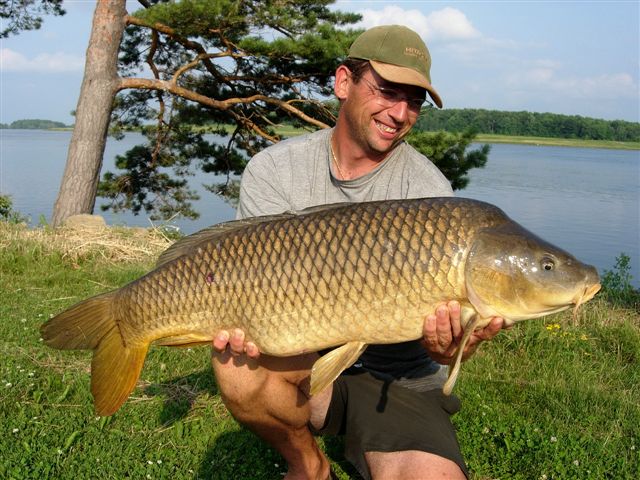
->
[5,126,639,151]
[473,133,640,151]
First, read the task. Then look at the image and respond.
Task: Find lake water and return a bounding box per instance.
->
[1,129,639,285]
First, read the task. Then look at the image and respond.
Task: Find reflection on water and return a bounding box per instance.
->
[1,130,639,285]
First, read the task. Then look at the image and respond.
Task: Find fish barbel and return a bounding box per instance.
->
[41,197,601,415]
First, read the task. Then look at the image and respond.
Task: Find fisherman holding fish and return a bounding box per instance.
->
[212,25,505,480]
[41,23,601,480]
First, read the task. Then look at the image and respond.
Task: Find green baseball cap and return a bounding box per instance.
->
[348,25,443,108]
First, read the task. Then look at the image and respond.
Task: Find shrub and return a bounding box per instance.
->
[601,253,639,310]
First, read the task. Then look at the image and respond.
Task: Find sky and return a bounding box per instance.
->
[0,0,638,125]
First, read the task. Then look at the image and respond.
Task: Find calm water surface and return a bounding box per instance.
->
[463,142,640,286]
[1,130,639,285]
[0,130,237,230]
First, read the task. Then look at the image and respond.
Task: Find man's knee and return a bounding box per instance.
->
[365,450,466,480]
[212,351,266,415]
[211,351,317,423]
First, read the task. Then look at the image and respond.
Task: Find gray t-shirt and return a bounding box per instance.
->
[237,128,452,219]
[237,127,453,388]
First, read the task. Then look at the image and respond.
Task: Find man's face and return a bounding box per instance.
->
[339,67,427,156]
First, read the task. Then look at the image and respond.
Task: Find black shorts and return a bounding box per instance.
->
[311,371,468,479]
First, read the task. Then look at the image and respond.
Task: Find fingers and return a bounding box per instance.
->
[422,309,441,353]
[447,300,462,339]
[463,317,506,359]
[422,302,505,364]
[213,330,230,352]
[245,341,260,359]
[211,328,261,359]
[469,317,504,344]
[434,303,453,350]
[483,316,506,339]
[229,328,246,355]
[422,301,461,364]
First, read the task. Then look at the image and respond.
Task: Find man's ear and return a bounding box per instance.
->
[334,65,351,101]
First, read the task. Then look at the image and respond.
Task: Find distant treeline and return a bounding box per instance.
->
[416,109,640,142]
[3,112,639,142]
[0,119,68,129]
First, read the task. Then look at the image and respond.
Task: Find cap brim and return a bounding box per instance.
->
[370,60,443,108]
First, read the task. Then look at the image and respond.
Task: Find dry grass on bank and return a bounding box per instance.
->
[0,219,174,266]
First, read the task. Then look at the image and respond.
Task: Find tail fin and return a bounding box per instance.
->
[91,326,148,416]
[40,292,148,416]
[41,292,114,349]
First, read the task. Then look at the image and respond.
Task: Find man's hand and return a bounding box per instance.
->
[421,301,505,365]
[213,328,261,358]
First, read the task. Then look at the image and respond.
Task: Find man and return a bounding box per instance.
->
[212,25,504,480]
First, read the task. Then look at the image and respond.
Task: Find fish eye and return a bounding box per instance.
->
[541,257,555,271]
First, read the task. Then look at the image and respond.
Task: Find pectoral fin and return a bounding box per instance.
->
[443,312,484,396]
[310,341,367,395]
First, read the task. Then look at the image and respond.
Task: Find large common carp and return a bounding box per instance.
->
[41,197,600,415]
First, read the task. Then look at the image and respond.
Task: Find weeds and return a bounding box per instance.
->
[0,194,29,224]
[601,253,640,310]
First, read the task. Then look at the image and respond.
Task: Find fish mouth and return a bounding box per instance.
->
[502,283,602,323]
[572,283,602,316]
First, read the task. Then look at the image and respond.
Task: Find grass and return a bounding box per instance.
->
[456,305,639,479]
[1,221,639,479]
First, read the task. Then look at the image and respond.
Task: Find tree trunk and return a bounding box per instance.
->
[51,0,127,227]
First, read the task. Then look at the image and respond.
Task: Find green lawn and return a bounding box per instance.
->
[1,222,638,479]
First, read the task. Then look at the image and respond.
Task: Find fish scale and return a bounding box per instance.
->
[119,199,473,353]
[41,197,600,415]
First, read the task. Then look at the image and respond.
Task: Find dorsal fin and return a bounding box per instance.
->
[156,202,355,267]
[156,214,293,267]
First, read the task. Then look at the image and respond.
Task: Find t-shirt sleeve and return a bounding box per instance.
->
[236,151,292,219]
[405,150,455,199]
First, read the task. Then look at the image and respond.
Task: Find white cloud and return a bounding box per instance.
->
[346,5,540,71]
[424,7,481,41]
[507,65,638,100]
[352,6,480,42]
[0,48,84,73]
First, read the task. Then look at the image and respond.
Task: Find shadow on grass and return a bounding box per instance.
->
[197,429,360,480]
[198,428,283,479]
[143,369,218,425]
